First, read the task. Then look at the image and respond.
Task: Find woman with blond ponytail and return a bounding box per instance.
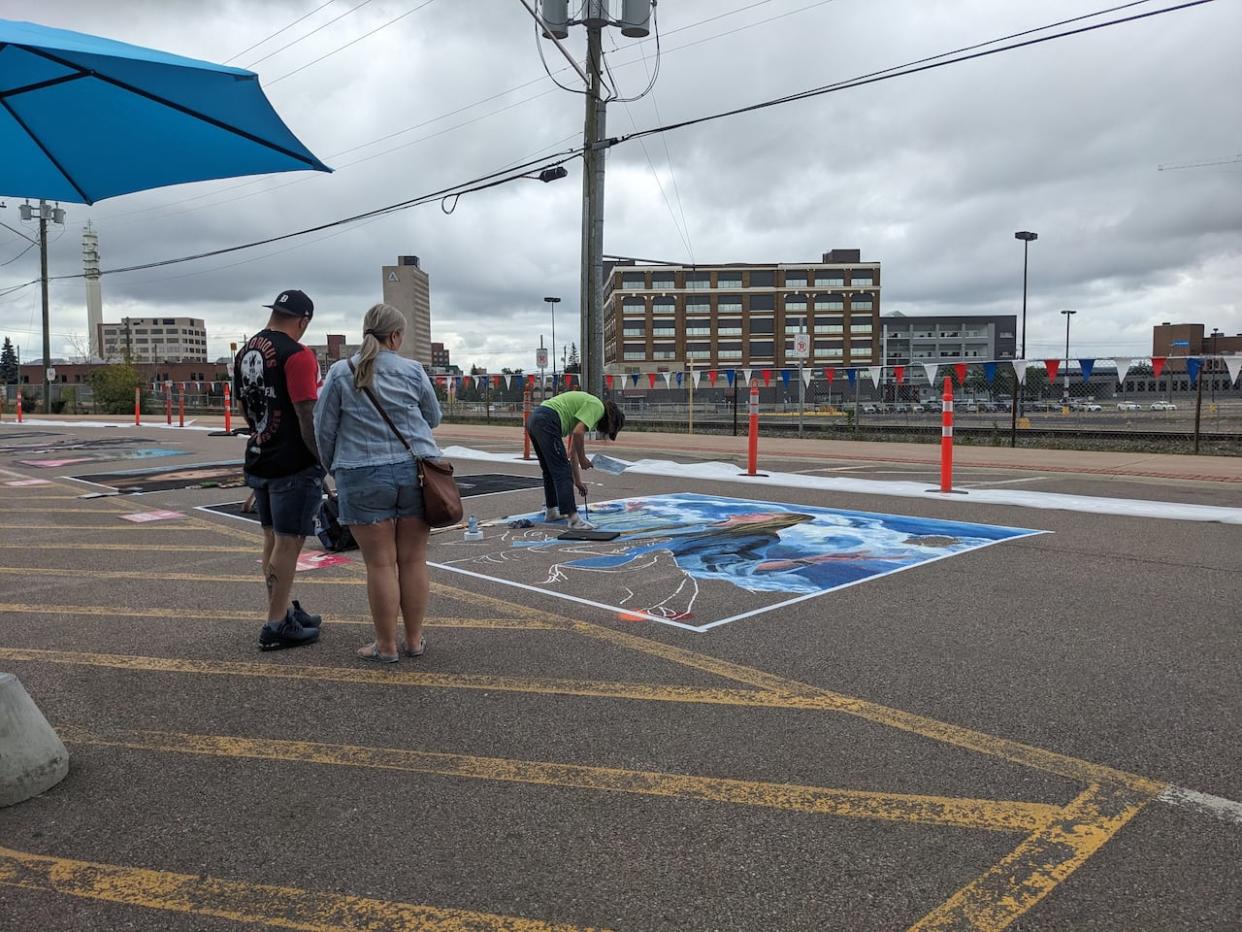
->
[315,303,443,663]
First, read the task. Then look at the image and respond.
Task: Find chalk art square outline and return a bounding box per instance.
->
[432,493,1047,632]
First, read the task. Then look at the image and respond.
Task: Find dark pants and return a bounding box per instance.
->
[528,407,575,516]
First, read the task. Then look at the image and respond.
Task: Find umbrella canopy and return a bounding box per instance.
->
[0,18,330,204]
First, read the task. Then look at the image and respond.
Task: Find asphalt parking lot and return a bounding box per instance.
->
[0,419,1238,930]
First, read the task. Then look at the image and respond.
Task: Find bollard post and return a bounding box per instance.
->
[178,383,186,428]
[522,386,533,460]
[223,383,232,433]
[15,391,22,424]
[940,376,954,493]
[746,381,760,476]
[165,384,172,425]
[134,386,141,427]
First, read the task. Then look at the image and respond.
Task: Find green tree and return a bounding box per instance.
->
[90,363,143,414]
[0,337,17,384]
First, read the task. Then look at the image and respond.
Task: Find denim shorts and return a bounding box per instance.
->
[334,459,425,526]
[245,464,324,537]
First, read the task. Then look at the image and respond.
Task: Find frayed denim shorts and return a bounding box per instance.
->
[333,459,424,526]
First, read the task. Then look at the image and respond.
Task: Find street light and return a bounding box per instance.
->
[544,296,561,389]
[1011,231,1038,446]
[1060,309,1076,401]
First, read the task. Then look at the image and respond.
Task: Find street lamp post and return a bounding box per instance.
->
[1060,309,1076,403]
[544,296,561,392]
[1011,231,1038,446]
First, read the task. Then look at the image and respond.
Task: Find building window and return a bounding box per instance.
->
[718,349,743,360]
[687,350,711,361]
[716,273,742,289]
[748,271,775,288]
[749,294,775,312]
[686,299,710,314]
[852,298,874,310]
[784,271,809,287]
[851,274,874,287]
[815,273,845,287]
[814,296,844,311]
[623,352,647,361]
[652,327,677,337]
[686,320,711,337]
[686,272,712,290]
[749,318,775,335]
[623,325,646,337]
[621,273,645,289]
[850,323,873,334]
[623,299,646,316]
[652,350,678,360]
[785,298,808,313]
[652,275,675,289]
[652,297,675,313]
[716,296,742,313]
[749,340,774,356]
[718,321,743,337]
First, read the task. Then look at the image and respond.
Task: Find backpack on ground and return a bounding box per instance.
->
[314,492,356,552]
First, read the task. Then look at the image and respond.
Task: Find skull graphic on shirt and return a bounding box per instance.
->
[238,348,273,436]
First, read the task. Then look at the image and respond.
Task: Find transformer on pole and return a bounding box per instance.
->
[536,0,653,398]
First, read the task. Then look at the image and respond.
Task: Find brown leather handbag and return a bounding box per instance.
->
[348,362,463,528]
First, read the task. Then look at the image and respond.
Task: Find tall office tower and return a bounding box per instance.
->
[381,255,432,366]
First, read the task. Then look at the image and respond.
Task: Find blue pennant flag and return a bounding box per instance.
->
[780,369,791,387]
[726,369,736,386]
[1186,357,1202,386]
[630,373,640,386]
[675,371,683,387]
[846,368,857,386]
[1078,358,1095,382]
[983,361,997,384]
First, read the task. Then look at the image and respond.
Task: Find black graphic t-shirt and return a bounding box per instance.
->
[233,329,319,478]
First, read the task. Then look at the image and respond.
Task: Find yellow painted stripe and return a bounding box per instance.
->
[0,506,134,514]
[0,845,595,932]
[0,603,557,631]
[910,782,1160,931]
[0,647,786,709]
[0,542,252,552]
[0,523,202,531]
[0,567,360,584]
[61,726,1060,833]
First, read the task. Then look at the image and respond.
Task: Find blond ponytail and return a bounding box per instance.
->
[352,303,406,390]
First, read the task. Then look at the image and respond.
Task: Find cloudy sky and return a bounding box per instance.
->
[3,0,1239,371]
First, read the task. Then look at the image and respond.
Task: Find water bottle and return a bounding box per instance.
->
[464,514,483,542]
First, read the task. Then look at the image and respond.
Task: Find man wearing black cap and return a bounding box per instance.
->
[234,289,325,650]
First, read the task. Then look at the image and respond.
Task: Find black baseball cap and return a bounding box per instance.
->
[264,289,314,319]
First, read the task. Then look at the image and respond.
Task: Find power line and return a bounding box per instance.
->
[244,0,379,69]
[267,0,440,85]
[612,1,1212,149]
[1157,154,1242,171]
[224,0,338,64]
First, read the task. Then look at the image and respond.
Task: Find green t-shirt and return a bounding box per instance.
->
[541,391,605,437]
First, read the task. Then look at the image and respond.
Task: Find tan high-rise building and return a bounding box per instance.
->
[381,255,432,366]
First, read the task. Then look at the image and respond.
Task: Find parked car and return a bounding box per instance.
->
[861,403,881,414]
[909,402,925,413]
[1150,401,1177,411]
[1117,401,1142,411]
[1080,403,1102,412]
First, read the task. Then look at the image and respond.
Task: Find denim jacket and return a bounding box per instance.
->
[314,351,442,472]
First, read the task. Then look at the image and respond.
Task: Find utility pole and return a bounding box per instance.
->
[531,1,653,398]
[580,22,607,398]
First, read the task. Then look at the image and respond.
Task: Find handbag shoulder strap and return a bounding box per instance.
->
[348,359,414,456]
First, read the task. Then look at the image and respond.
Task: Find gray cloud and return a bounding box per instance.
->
[3,0,1239,370]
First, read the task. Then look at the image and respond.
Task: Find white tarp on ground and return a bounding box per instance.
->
[438,445,1242,526]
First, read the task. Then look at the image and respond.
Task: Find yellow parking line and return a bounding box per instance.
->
[910,782,1159,930]
[0,524,203,531]
[0,603,558,631]
[0,507,136,514]
[0,567,362,584]
[0,845,594,932]
[60,726,1061,834]
[0,543,252,552]
[0,647,788,709]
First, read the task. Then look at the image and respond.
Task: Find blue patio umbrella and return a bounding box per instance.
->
[0,18,330,204]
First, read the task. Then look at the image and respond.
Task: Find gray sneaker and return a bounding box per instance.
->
[291,600,321,628]
[566,515,596,531]
[259,612,320,651]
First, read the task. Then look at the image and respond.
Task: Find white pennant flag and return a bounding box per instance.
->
[1113,357,1132,386]
[743,368,752,386]
[662,371,673,389]
[922,363,938,385]
[1224,356,1242,386]
[692,370,702,388]
[1011,359,1028,385]
[801,368,813,386]
[868,366,884,388]
[503,374,512,390]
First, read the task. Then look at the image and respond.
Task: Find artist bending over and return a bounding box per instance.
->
[527,390,625,530]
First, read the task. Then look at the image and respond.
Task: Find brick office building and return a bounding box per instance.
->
[603,249,880,374]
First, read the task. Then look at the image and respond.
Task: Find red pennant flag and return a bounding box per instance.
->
[526,374,535,386]
[953,362,967,386]
[894,366,905,384]
[1043,359,1060,383]
[708,370,718,386]
[647,372,657,388]
[492,375,501,388]
[563,373,573,387]
[824,367,835,383]
[762,369,772,386]
[606,374,614,390]
[1151,356,1167,378]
